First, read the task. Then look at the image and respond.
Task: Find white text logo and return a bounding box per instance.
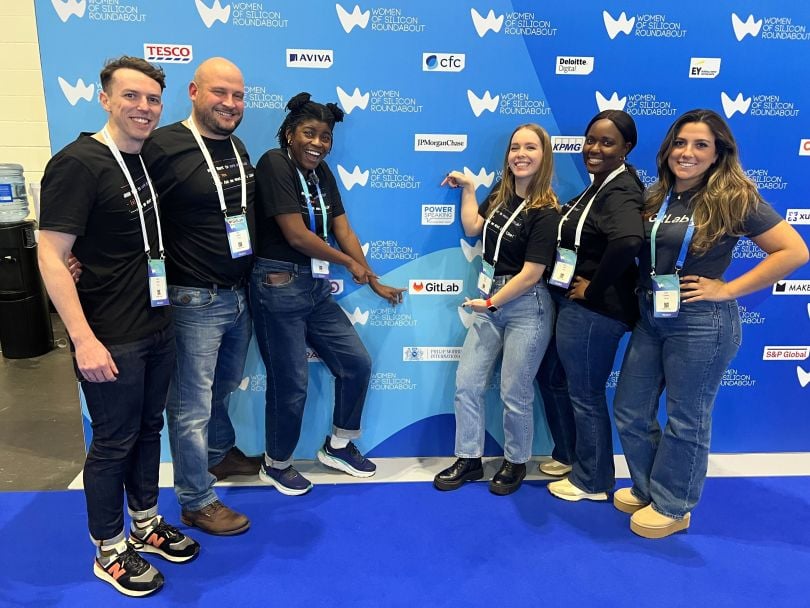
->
[58,77,94,106]
[721,92,751,118]
[471,8,503,37]
[144,44,193,64]
[51,0,86,22]
[595,91,626,111]
[731,13,762,41]
[195,0,230,28]
[336,4,370,32]
[603,10,635,39]
[689,58,721,79]
[467,90,499,117]
[336,86,369,113]
[337,165,369,190]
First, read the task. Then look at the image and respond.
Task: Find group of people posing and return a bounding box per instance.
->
[37,54,807,598]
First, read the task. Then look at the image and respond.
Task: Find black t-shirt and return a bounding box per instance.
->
[141,122,255,287]
[478,185,557,275]
[553,170,644,325]
[639,191,783,289]
[253,148,346,263]
[39,134,170,344]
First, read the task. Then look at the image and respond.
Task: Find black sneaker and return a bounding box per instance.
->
[317,437,377,477]
[93,541,164,597]
[130,516,200,563]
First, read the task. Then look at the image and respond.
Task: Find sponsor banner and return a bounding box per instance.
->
[597,92,677,117]
[763,346,810,360]
[367,240,419,261]
[738,305,766,325]
[143,44,192,63]
[403,346,463,361]
[689,57,721,79]
[786,209,810,224]
[409,279,463,295]
[244,85,284,110]
[603,11,687,39]
[337,164,420,189]
[336,4,426,33]
[286,48,334,69]
[745,169,788,191]
[722,92,800,118]
[732,12,810,42]
[721,368,757,387]
[555,56,594,75]
[414,134,467,152]
[423,52,465,72]
[551,136,585,153]
[772,280,810,295]
[468,90,551,117]
[421,204,455,225]
[337,87,422,114]
[369,371,417,391]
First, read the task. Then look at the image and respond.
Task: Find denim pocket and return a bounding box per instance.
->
[169,286,214,309]
[261,271,295,288]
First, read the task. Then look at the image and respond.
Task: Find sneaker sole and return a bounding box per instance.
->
[129,538,200,564]
[93,561,162,598]
[538,464,572,477]
[317,449,376,478]
[548,486,609,502]
[432,468,484,491]
[258,468,313,496]
[630,513,691,539]
[179,515,250,536]
[613,495,649,515]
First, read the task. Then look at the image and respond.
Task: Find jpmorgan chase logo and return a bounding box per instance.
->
[336,87,422,114]
[468,89,550,117]
[337,164,420,190]
[414,134,467,152]
[603,10,686,39]
[732,13,810,41]
[336,3,425,32]
[58,76,95,106]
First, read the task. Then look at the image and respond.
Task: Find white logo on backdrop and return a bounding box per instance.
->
[51,0,86,22]
[731,13,763,41]
[721,92,752,118]
[343,307,370,326]
[460,239,483,262]
[195,0,231,28]
[335,86,370,113]
[337,165,370,190]
[467,90,499,117]
[463,167,495,190]
[471,9,503,37]
[361,242,370,256]
[595,91,627,111]
[58,77,94,105]
[797,366,810,388]
[603,11,635,39]
[458,306,475,329]
[336,4,370,32]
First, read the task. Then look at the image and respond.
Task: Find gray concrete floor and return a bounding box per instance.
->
[0,316,86,491]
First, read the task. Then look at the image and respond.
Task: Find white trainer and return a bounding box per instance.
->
[547,477,609,502]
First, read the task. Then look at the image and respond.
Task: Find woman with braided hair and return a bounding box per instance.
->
[250,92,405,495]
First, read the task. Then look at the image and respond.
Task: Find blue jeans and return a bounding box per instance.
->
[536,290,576,465]
[614,292,741,518]
[250,258,372,467]
[556,300,628,494]
[454,280,554,464]
[165,284,252,511]
[80,325,175,543]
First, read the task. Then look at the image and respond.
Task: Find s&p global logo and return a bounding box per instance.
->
[144,44,193,64]
[556,56,594,75]
[763,346,810,360]
[551,136,585,154]
[51,0,86,22]
[603,10,686,39]
[732,12,810,42]
[58,76,95,106]
[336,86,422,114]
[336,3,425,33]
[414,134,467,152]
[423,53,465,72]
[689,58,721,79]
[287,49,334,69]
[422,204,455,226]
[337,164,420,190]
[409,280,462,295]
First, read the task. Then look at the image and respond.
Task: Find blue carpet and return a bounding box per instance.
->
[1,477,809,607]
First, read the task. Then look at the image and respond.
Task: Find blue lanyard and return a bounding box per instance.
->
[650,191,695,277]
[294,167,328,240]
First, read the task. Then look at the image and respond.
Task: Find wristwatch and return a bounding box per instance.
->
[485,298,499,312]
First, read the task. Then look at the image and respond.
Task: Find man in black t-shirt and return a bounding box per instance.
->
[39,56,198,598]
[140,57,256,536]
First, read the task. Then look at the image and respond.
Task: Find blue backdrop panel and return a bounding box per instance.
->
[36,0,810,458]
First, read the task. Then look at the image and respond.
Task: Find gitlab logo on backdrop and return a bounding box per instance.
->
[58,77,94,106]
[423,53,465,72]
[409,280,463,295]
[721,92,751,118]
[336,4,370,32]
[595,91,626,111]
[195,0,231,28]
[337,165,370,190]
[51,0,86,22]
[603,11,635,39]
[467,90,499,117]
[731,13,763,41]
[470,8,503,37]
[335,86,369,113]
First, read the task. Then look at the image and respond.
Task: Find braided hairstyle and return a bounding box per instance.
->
[277,92,345,149]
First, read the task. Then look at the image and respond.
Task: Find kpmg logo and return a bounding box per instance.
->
[144,44,193,63]
[471,8,503,37]
[336,165,370,190]
[336,86,369,113]
[551,136,586,153]
[422,205,455,226]
[414,134,467,152]
[460,238,483,262]
[689,58,721,79]
[556,56,594,75]
[731,13,763,40]
[603,11,635,39]
[287,49,334,69]
[721,92,751,118]
[342,306,370,326]
[800,140,810,156]
[409,280,462,295]
[463,167,495,190]
[58,77,95,105]
[423,53,465,72]
[336,4,370,32]
[195,0,230,27]
[51,0,86,22]
[467,90,499,117]
[595,91,627,111]
[772,280,810,295]
[787,209,810,225]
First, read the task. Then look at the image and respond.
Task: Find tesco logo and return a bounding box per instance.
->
[143,44,193,64]
[800,139,810,156]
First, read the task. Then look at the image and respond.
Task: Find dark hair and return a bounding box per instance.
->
[584,109,637,153]
[99,56,166,92]
[277,92,344,148]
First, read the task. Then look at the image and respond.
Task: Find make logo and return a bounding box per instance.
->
[343,306,370,326]
[460,238,483,262]
[51,0,86,22]
[731,13,762,41]
[58,77,94,106]
[287,49,334,69]
[467,90,499,117]
[463,167,495,190]
[721,92,751,118]
[595,91,627,111]
[335,86,369,113]
[336,4,370,32]
[772,280,810,295]
[603,10,635,39]
[471,8,503,37]
[337,164,370,190]
[195,0,230,28]
[144,44,193,64]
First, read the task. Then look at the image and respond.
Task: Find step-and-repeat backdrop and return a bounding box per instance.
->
[36,0,809,459]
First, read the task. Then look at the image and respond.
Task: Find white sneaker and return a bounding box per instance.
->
[538,459,573,477]
[547,477,609,502]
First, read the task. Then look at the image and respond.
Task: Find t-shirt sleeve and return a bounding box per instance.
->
[597,180,644,240]
[523,208,558,267]
[39,153,96,236]
[743,200,783,238]
[254,151,302,218]
[321,163,345,219]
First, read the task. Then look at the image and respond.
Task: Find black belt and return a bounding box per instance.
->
[180,276,246,291]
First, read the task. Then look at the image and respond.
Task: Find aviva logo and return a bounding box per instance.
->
[731,13,763,41]
[470,9,503,37]
[602,11,635,39]
[720,92,751,118]
[58,77,94,106]
[463,167,495,190]
[195,0,230,28]
[595,91,626,111]
[335,86,369,113]
[337,165,370,190]
[467,90,499,117]
[51,0,86,22]
[336,4,370,33]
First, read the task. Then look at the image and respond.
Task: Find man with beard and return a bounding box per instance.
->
[141,57,258,535]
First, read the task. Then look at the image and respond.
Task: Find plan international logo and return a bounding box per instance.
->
[58,77,94,105]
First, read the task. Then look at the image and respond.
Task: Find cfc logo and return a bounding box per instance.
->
[423,53,466,72]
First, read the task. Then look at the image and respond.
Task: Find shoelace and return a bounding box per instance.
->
[114,544,150,575]
[203,501,224,516]
[151,519,182,542]
[347,443,365,462]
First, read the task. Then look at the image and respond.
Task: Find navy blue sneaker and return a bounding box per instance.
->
[317,437,376,478]
[259,463,313,496]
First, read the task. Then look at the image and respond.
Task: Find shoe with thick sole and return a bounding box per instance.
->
[538,459,572,477]
[130,516,200,563]
[93,541,164,598]
[630,505,691,539]
[259,464,313,496]
[613,487,649,514]
[547,477,609,502]
[433,457,484,491]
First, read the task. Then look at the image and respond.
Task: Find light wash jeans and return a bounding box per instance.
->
[614,292,741,518]
[454,279,554,464]
[165,284,252,511]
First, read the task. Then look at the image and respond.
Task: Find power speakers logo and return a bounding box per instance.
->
[336,4,370,32]
[603,11,635,39]
[58,77,94,105]
[408,280,463,295]
[195,0,230,28]
[423,53,465,72]
[721,92,751,118]
[51,0,86,22]
[144,44,193,64]
[731,13,762,40]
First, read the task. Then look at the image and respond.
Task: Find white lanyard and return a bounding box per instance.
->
[482,199,528,265]
[186,114,247,216]
[556,164,626,250]
[100,127,164,258]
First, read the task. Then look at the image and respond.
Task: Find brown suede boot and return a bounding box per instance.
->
[208,447,262,481]
[181,500,250,536]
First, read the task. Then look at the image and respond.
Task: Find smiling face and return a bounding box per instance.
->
[286,119,333,171]
[189,59,245,139]
[582,118,631,183]
[667,121,719,191]
[507,127,543,194]
[99,67,162,153]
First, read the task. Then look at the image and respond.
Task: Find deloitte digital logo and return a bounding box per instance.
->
[409,280,462,295]
[143,44,193,64]
[58,76,95,106]
[287,49,334,69]
[337,164,420,190]
[423,53,465,73]
[196,0,288,28]
[555,57,594,76]
[603,10,686,39]
[336,86,422,114]
[470,8,556,38]
[731,12,810,42]
[721,92,800,118]
[468,89,551,117]
[596,91,677,117]
[335,3,426,33]
[53,0,147,23]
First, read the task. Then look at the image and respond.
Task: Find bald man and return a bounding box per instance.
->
[141,57,258,536]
